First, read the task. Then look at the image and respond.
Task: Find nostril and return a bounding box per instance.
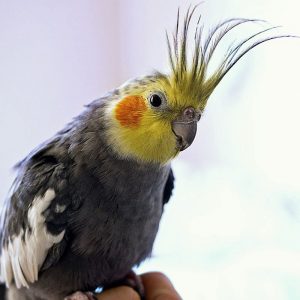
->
[183,107,195,120]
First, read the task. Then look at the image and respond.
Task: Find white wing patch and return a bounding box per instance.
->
[0,189,65,288]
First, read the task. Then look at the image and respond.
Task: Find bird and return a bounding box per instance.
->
[0,6,291,300]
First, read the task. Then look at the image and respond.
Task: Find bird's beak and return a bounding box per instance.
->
[172,107,199,151]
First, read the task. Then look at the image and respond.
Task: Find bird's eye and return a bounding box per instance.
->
[149,94,163,107]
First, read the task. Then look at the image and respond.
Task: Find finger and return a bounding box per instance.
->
[96,286,140,300]
[141,272,182,300]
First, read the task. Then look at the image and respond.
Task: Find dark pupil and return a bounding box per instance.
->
[150,94,162,107]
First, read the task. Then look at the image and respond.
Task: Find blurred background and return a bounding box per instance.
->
[0,1,300,299]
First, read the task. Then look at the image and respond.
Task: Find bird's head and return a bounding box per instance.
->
[104,7,290,165]
[105,74,203,164]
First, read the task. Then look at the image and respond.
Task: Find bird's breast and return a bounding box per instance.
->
[67,163,170,286]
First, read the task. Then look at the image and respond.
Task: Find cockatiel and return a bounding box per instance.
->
[0,7,291,300]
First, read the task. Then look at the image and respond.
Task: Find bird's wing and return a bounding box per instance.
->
[0,147,73,289]
[162,168,175,206]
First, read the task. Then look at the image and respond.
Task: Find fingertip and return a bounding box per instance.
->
[141,272,181,300]
[96,286,140,300]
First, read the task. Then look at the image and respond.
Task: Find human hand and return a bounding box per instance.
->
[96,272,181,300]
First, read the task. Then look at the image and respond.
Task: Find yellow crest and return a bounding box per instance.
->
[166,6,292,110]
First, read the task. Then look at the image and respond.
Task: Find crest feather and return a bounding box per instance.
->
[166,6,295,107]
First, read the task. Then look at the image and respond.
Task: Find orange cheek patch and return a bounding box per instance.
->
[115,95,147,128]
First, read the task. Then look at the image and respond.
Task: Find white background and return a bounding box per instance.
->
[0,1,300,299]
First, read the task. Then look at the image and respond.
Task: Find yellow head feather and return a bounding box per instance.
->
[166,6,291,110]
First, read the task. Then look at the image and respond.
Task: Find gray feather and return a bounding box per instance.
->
[0,96,174,299]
